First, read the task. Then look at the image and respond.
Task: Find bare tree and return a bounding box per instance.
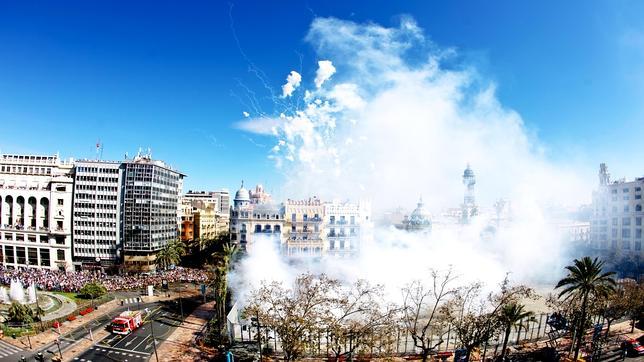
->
[325,280,400,361]
[401,269,456,362]
[245,273,339,361]
[447,277,533,361]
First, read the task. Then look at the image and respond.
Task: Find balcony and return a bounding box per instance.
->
[254,229,278,234]
[50,227,68,234]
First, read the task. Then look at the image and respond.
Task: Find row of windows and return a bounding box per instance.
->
[73,213,117,221]
[2,245,64,264]
[611,186,643,194]
[74,239,117,245]
[75,184,119,192]
[2,233,49,243]
[75,193,118,201]
[75,230,117,236]
[74,248,115,255]
[0,166,52,175]
[74,203,118,210]
[76,167,119,174]
[608,217,643,226]
[76,176,119,183]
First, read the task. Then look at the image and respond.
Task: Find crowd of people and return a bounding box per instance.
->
[0,265,208,293]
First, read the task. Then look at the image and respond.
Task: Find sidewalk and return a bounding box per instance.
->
[1,299,122,352]
[152,300,218,361]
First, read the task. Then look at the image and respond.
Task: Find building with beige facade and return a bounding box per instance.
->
[0,154,74,271]
[285,197,325,257]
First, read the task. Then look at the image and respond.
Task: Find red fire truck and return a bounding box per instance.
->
[110,310,144,335]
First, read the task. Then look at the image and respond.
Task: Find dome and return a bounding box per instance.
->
[234,181,250,201]
[408,197,431,226]
[463,164,475,178]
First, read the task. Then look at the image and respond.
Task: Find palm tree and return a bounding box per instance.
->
[156,239,187,270]
[556,257,616,360]
[499,302,534,361]
[207,242,237,344]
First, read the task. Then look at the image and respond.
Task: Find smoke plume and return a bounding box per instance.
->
[233,16,591,303]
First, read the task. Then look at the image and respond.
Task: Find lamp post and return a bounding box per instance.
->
[251,313,262,361]
[149,316,160,362]
[55,338,63,361]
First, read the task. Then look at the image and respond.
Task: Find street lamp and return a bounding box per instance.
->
[148,316,160,362]
[251,314,262,361]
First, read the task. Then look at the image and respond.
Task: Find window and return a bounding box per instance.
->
[612,218,618,226]
[623,218,631,226]
[4,246,14,264]
[637,204,642,212]
[622,240,631,250]
[291,213,296,222]
[329,216,335,224]
[636,229,642,239]
[622,229,631,238]
[637,195,642,200]
[636,241,642,251]
[612,229,618,238]
[623,188,629,193]
[612,189,618,194]
[57,199,64,206]
[57,249,65,261]
[637,217,642,226]
[611,240,618,249]
[624,205,630,213]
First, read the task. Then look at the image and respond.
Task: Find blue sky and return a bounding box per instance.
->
[0,1,643,194]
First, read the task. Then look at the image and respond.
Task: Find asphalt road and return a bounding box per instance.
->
[71,297,199,362]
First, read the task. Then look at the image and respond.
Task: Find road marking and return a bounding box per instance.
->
[90,345,151,356]
[132,335,151,351]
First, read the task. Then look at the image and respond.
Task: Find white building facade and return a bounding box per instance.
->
[590,163,643,256]
[324,200,372,257]
[0,154,74,271]
[229,183,285,252]
[72,160,123,271]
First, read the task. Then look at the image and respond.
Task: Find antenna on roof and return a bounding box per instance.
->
[96,139,104,160]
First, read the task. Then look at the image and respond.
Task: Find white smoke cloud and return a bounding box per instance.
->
[232,17,592,305]
[281,70,302,97]
[314,60,336,88]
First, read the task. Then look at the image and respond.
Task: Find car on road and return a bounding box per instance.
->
[620,337,644,357]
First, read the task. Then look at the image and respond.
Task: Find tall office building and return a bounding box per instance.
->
[72,160,123,271]
[121,155,184,272]
[0,154,74,271]
[213,189,230,214]
[590,163,643,257]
